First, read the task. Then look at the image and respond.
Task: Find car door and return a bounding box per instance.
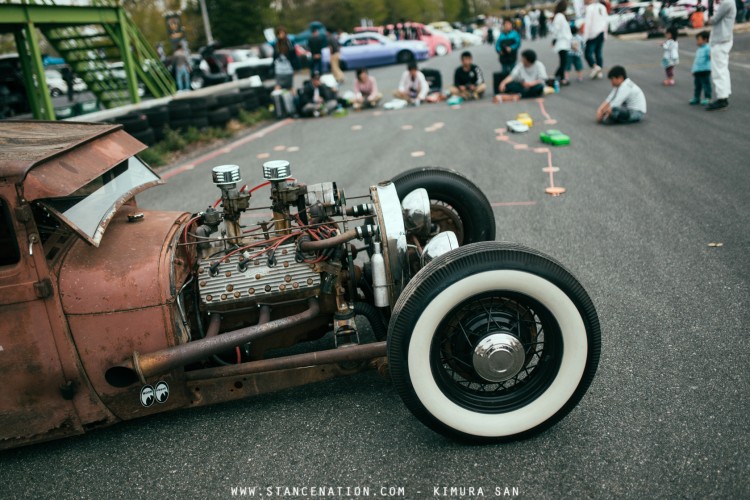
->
[341,37,368,68]
[0,195,83,448]
[364,36,391,66]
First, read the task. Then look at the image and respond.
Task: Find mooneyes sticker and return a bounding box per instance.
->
[155,381,170,403]
[140,385,155,407]
[140,381,169,407]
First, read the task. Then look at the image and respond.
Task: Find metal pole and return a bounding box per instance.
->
[117,7,141,104]
[199,0,214,44]
[16,23,54,120]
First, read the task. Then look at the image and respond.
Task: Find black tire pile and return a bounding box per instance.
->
[113,112,157,146]
[111,87,266,146]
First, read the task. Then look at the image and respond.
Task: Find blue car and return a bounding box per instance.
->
[322,33,429,71]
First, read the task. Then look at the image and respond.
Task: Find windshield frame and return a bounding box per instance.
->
[37,155,162,247]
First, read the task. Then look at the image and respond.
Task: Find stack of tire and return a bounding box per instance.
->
[239,87,260,112]
[113,88,268,146]
[142,106,169,142]
[210,92,244,125]
[113,113,155,146]
[256,86,273,107]
[167,97,211,131]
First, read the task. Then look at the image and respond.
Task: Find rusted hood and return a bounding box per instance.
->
[0,121,145,197]
[59,209,189,315]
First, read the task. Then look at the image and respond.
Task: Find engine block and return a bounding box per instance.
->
[197,243,321,311]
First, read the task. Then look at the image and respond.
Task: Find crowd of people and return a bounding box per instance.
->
[267,0,737,122]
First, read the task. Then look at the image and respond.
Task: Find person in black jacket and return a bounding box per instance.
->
[299,71,337,117]
[308,27,325,76]
[450,51,486,99]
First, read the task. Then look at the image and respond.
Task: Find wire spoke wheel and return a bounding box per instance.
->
[431,292,563,413]
[429,201,464,243]
[388,242,601,442]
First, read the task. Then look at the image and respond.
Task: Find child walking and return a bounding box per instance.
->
[690,31,711,105]
[661,27,679,85]
[567,26,585,82]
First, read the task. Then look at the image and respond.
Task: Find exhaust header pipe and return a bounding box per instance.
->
[106,298,320,387]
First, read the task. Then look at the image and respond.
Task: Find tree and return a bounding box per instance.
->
[124,1,171,50]
[442,0,463,20]
[204,0,275,47]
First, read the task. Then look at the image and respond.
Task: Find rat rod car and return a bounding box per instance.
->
[0,121,600,450]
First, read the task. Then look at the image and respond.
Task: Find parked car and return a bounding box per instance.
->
[0,121,600,450]
[44,68,87,97]
[322,32,429,71]
[664,0,694,27]
[608,2,654,33]
[212,48,273,81]
[428,21,483,48]
[609,0,697,33]
[0,53,29,116]
[354,22,452,57]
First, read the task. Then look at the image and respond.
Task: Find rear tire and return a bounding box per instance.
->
[390,167,495,244]
[435,44,449,56]
[388,242,601,442]
[397,50,415,64]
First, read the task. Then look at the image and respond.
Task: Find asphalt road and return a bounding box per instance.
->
[2,34,748,499]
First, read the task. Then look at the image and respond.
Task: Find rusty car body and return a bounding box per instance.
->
[0,121,600,450]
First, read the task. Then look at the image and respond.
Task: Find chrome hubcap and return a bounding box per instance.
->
[472,333,525,383]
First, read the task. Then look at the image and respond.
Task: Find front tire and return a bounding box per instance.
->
[388,242,601,442]
[435,44,449,56]
[391,167,495,244]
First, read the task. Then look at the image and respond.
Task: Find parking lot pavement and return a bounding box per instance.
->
[1,35,748,499]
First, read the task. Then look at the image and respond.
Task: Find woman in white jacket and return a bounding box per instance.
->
[552,0,573,85]
[583,0,608,78]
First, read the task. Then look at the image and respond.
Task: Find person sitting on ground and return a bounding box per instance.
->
[596,65,647,124]
[299,71,338,117]
[498,49,548,98]
[352,68,382,110]
[394,61,429,106]
[450,51,487,100]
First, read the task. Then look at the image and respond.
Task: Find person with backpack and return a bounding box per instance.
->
[273,26,300,91]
